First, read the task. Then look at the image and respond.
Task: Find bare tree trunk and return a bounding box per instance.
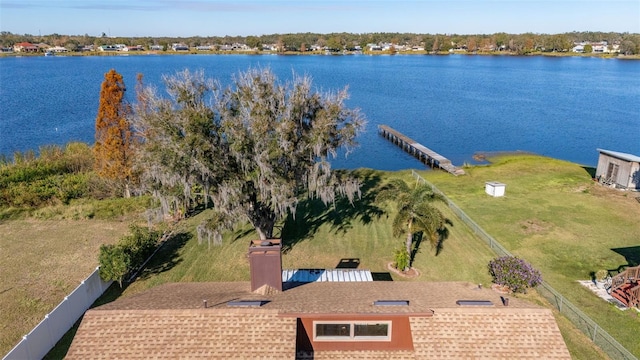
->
[249,202,276,240]
[406,219,413,262]
[256,227,268,241]
[406,231,413,269]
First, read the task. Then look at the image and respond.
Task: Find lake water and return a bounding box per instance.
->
[1,54,639,170]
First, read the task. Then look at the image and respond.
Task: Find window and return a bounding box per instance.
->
[314,321,391,341]
[316,323,351,338]
[354,323,389,337]
[606,163,619,181]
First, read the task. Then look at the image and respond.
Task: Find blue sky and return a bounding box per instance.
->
[1,0,639,37]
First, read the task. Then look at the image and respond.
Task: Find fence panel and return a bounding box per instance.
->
[22,317,55,360]
[3,267,112,360]
[66,281,92,320]
[411,170,637,360]
[44,297,75,348]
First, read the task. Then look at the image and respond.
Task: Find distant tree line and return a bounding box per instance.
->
[1,31,639,54]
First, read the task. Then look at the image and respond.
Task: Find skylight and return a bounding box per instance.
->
[456,300,494,306]
[226,300,269,307]
[374,300,409,306]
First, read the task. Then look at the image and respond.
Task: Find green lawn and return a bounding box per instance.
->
[121,169,497,293]
[420,154,640,357]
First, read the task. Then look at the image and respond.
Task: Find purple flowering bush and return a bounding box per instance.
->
[488,256,542,293]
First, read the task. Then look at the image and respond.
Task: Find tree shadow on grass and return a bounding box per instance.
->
[611,245,640,270]
[281,169,385,252]
[409,219,453,267]
[434,219,453,256]
[136,231,191,280]
[230,227,255,242]
[410,232,424,267]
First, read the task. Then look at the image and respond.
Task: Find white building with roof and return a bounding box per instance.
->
[596,149,640,190]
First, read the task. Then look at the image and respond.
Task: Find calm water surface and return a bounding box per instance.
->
[1,54,638,170]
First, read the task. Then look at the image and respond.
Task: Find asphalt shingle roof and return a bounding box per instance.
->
[67,281,571,359]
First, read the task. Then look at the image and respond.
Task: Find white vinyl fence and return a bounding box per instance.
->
[3,267,112,360]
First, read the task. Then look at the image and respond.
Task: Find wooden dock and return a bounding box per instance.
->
[378,125,465,176]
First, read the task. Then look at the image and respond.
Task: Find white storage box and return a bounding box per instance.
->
[485,181,506,197]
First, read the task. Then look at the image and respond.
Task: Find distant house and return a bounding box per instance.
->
[572,44,585,53]
[149,44,163,51]
[234,43,251,51]
[13,42,39,53]
[263,43,278,51]
[572,41,617,54]
[171,43,189,51]
[66,240,571,359]
[48,46,68,53]
[98,45,118,52]
[592,42,609,53]
[123,45,144,51]
[595,149,640,190]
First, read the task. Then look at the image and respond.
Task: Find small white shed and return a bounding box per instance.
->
[595,149,640,190]
[485,181,506,197]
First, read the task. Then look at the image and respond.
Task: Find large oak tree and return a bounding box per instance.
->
[132,68,365,240]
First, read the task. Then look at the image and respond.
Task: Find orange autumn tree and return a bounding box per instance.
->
[94,69,135,197]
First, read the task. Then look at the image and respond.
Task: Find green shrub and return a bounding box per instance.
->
[120,224,159,268]
[98,244,130,287]
[595,269,608,282]
[59,173,91,203]
[394,245,410,271]
[98,224,161,286]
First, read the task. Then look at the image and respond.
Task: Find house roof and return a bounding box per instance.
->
[66,281,571,359]
[66,308,297,359]
[598,148,640,163]
[411,307,570,359]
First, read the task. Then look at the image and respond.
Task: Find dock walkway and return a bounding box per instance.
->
[378,125,465,176]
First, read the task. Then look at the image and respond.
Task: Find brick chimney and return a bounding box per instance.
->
[248,239,282,292]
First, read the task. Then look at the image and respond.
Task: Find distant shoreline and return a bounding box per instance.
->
[2,50,639,60]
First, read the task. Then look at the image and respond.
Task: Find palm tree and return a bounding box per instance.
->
[377,178,448,270]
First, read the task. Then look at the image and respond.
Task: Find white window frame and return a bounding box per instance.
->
[313,321,392,342]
